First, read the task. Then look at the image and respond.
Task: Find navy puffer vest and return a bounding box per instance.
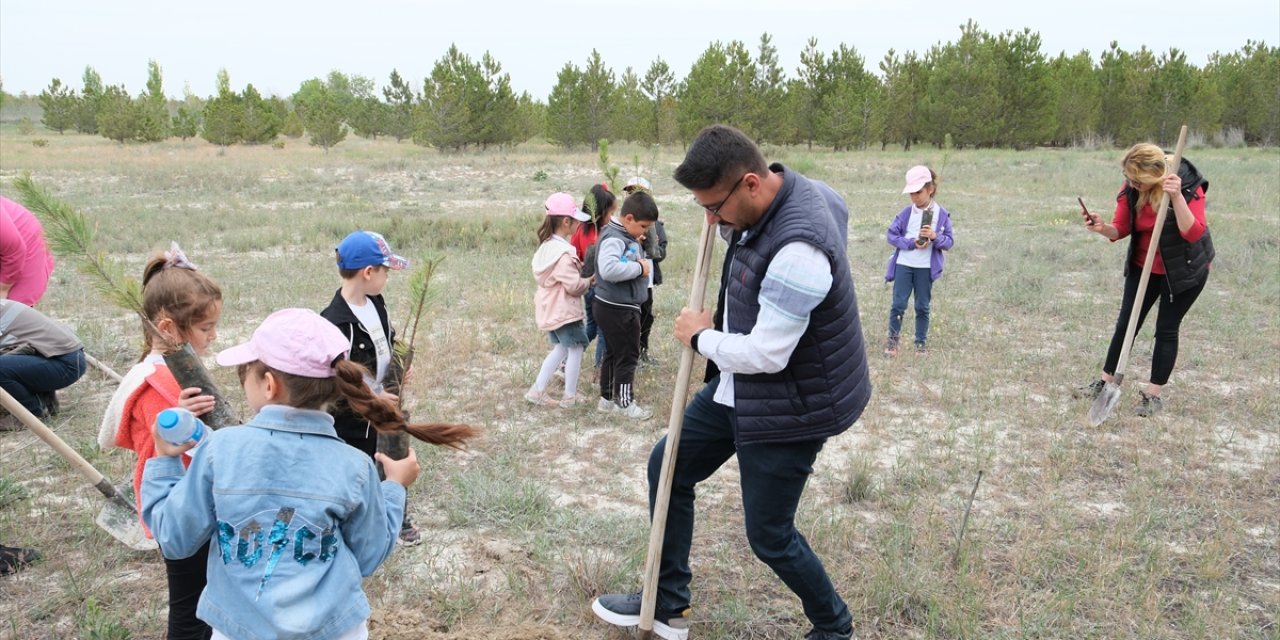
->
[726,165,871,445]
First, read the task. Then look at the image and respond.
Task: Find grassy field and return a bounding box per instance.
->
[0,129,1276,640]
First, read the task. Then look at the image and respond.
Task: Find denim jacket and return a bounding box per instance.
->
[143,405,406,640]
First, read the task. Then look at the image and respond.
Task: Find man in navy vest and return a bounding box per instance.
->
[592,125,871,640]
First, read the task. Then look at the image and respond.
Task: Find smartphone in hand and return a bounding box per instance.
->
[919,209,933,241]
[1078,197,1100,227]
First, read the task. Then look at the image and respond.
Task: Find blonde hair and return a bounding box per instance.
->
[1121,143,1167,213]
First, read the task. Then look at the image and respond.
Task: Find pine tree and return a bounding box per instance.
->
[578,50,617,151]
[795,38,827,149]
[240,84,281,144]
[751,33,788,144]
[1098,42,1155,145]
[202,69,242,147]
[612,68,649,144]
[299,84,347,151]
[76,66,104,134]
[172,106,200,140]
[477,53,519,149]
[96,85,138,143]
[923,21,1002,148]
[382,69,416,142]
[1148,48,1197,144]
[134,59,170,142]
[816,44,879,150]
[38,78,77,134]
[640,58,676,144]
[415,45,477,150]
[1049,51,1100,145]
[991,29,1055,148]
[677,42,750,140]
[878,49,928,150]
[545,62,583,149]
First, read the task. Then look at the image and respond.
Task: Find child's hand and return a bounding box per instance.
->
[918,225,936,240]
[379,390,400,406]
[376,450,420,488]
[914,238,928,249]
[178,387,216,417]
[640,259,652,277]
[152,420,199,458]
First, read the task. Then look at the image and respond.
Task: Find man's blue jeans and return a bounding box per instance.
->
[888,265,933,346]
[646,376,852,633]
[0,349,86,416]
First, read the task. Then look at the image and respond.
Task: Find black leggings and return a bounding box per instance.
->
[1103,270,1206,386]
[165,539,213,640]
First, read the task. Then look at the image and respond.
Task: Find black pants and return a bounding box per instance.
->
[165,539,212,640]
[593,299,641,406]
[647,377,852,633]
[1103,270,1207,386]
[640,289,656,354]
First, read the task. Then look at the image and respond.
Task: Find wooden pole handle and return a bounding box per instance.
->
[639,218,718,635]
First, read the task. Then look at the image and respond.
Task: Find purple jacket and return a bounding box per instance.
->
[884,204,953,282]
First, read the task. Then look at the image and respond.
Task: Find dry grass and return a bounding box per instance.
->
[1,129,1277,639]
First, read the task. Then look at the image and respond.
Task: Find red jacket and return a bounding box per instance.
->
[108,362,186,536]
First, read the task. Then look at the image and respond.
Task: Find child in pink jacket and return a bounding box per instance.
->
[0,196,55,306]
[526,192,594,408]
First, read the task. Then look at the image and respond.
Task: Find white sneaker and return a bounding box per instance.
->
[597,398,616,413]
[616,403,653,420]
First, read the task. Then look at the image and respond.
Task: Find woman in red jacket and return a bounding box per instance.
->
[1078,143,1213,417]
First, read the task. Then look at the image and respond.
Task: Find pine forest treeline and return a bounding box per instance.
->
[14,22,1280,150]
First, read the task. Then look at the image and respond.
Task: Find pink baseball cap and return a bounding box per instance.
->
[903,165,933,194]
[216,308,350,378]
[545,192,591,222]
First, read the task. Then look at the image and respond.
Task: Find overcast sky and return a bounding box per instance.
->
[2,0,1276,101]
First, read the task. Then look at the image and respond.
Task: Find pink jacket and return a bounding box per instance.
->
[532,236,590,331]
[0,196,55,306]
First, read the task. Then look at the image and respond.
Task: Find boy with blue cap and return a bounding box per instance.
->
[319,230,422,545]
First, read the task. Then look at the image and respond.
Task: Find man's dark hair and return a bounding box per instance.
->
[672,124,769,191]
[620,191,660,222]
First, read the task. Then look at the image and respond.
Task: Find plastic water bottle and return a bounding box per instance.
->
[156,407,206,447]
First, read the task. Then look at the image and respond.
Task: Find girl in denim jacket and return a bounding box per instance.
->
[143,308,476,640]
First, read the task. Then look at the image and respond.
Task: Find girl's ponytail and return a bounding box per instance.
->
[332,359,478,449]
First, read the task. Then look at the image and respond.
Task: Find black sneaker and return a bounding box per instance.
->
[805,627,854,640]
[591,592,689,640]
[1135,391,1164,417]
[0,545,41,576]
[1074,379,1105,400]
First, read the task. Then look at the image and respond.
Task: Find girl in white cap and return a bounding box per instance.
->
[884,165,954,355]
[527,192,595,408]
[142,308,476,640]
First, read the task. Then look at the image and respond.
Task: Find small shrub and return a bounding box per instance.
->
[0,475,29,508]
[1071,131,1115,151]
[271,140,286,150]
[32,138,49,148]
[76,598,131,640]
[17,117,34,135]
[1214,127,1246,149]
[532,169,548,182]
[841,455,876,503]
